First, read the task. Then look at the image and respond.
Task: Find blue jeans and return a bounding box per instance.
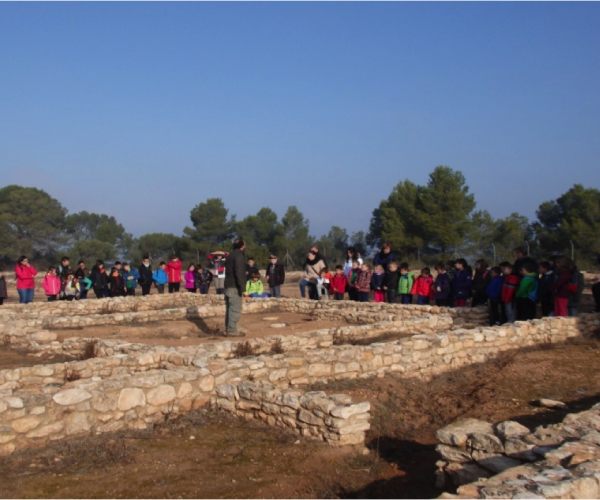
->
[249,292,270,298]
[299,279,310,298]
[417,295,430,305]
[200,285,210,295]
[18,288,35,304]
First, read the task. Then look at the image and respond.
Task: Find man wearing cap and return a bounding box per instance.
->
[265,254,285,298]
[224,237,247,336]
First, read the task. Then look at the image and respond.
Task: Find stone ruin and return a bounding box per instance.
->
[1,293,600,497]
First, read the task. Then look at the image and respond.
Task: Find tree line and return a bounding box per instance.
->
[1,167,598,270]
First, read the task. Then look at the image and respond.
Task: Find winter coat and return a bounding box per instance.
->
[0,276,7,299]
[501,274,519,303]
[90,266,108,290]
[569,271,585,309]
[42,275,61,296]
[516,273,538,300]
[108,273,124,296]
[184,270,196,290]
[78,277,92,291]
[302,258,326,285]
[371,272,385,291]
[15,264,38,289]
[246,265,259,279]
[356,270,372,293]
[397,272,414,295]
[329,274,347,294]
[208,253,229,279]
[472,270,491,293]
[550,271,574,299]
[195,269,213,288]
[152,268,168,286]
[343,256,363,277]
[411,275,434,298]
[224,249,247,293]
[265,262,285,287]
[348,268,360,288]
[373,250,396,271]
[74,267,90,280]
[434,272,451,300]
[452,269,472,300]
[383,270,400,292]
[138,263,152,286]
[123,268,140,289]
[64,279,79,297]
[245,279,264,296]
[166,260,182,283]
[486,276,504,302]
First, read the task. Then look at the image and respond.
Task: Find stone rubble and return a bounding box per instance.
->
[436,403,600,499]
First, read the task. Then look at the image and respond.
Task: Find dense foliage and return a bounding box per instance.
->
[1,170,599,269]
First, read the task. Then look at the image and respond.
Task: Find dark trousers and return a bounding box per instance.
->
[308,283,318,300]
[79,289,88,300]
[400,294,412,304]
[358,291,369,302]
[200,285,210,295]
[593,282,600,312]
[489,300,501,325]
[386,290,397,303]
[471,290,488,307]
[47,295,57,302]
[168,282,180,293]
[516,298,536,321]
[436,299,449,307]
[334,292,344,300]
[93,288,105,299]
[127,289,136,296]
[187,288,197,293]
[141,285,152,296]
[0,298,3,305]
[156,284,165,294]
[541,297,554,317]
[416,295,430,305]
[348,288,358,301]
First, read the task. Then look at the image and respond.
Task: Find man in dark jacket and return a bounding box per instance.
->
[265,255,285,298]
[224,238,247,336]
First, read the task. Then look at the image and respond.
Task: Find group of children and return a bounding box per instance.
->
[307,252,585,327]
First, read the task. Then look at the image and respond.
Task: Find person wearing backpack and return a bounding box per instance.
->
[515,261,538,321]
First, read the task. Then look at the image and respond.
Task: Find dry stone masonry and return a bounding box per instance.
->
[1,293,599,462]
[436,403,600,499]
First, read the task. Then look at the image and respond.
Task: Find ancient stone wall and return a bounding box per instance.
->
[436,404,600,499]
[1,293,599,457]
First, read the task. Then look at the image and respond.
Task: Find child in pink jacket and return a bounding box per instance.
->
[42,267,61,302]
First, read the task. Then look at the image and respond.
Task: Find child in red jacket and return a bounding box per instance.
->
[550,257,574,317]
[500,262,519,323]
[166,255,183,293]
[329,265,347,301]
[411,267,434,305]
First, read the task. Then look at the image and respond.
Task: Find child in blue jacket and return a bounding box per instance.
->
[486,266,503,326]
[152,261,168,294]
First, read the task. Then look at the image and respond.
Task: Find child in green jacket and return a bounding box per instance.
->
[244,274,270,298]
[397,262,414,304]
[516,262,538,321]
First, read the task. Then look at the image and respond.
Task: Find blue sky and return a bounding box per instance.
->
[1,2,599,240]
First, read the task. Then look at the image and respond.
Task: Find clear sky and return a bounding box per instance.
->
[1,2,599,240]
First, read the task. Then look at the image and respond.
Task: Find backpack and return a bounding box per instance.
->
[524,276,539,302]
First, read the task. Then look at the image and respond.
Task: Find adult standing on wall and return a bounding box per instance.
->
[14,255,38,304]
[166,255,182,293]
[138,255,153,296]
[300,250,326,300]
[373,243,395,271]
[224,238,247,337]
[90,260,108,299]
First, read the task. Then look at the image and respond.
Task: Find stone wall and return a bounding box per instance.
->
[436,404,600,499]
[1,292,599,457]
[213,382,370,446]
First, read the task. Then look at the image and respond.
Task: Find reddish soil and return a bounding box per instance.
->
[0,348,77,371]
[49,312,347,347]
[2,337,600,499]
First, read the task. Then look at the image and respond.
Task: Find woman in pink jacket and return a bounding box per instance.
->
[42,267,61,302]
[14,255,38,304]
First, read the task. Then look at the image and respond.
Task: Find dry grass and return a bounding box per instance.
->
[80,340,98,360]
[270,338,285,354]
[233,341,256,358]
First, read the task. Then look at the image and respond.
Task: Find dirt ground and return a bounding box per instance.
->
[2,337,600,499]
[47,312,348,348]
